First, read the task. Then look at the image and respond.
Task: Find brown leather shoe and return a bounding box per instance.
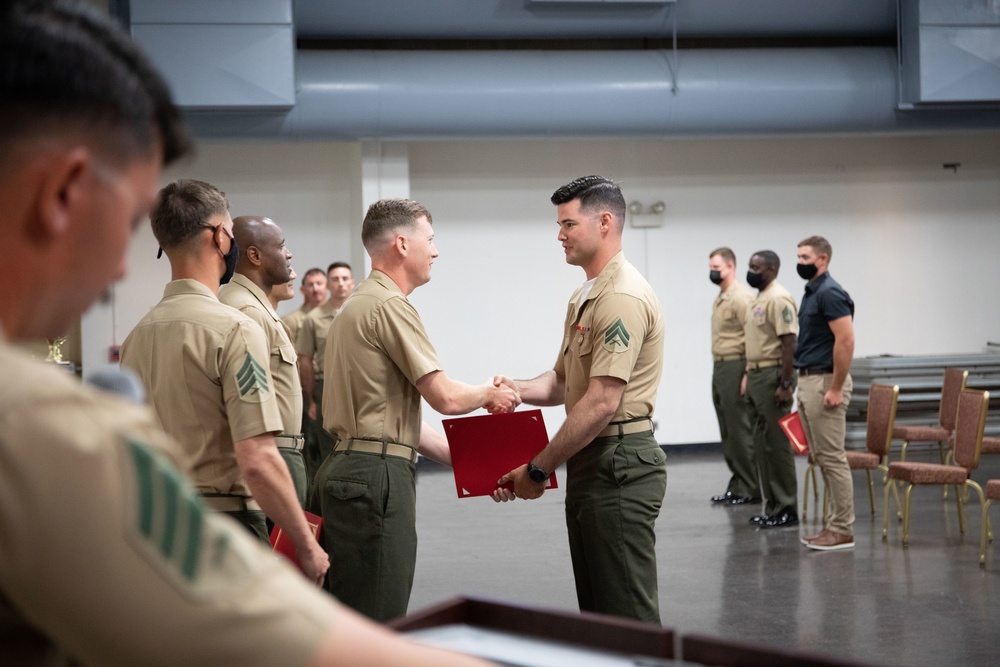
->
[806,530,854,551]
[800,529,825,545]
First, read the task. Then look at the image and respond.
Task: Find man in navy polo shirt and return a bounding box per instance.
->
[793,236,856,551]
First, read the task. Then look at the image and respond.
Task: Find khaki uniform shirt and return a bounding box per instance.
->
[323,270,442,448]
[281,304,315,354]
[554,252,664,420]
[0,334,333,666]
[120,279,283,498]
[220,273,303,437]
[744,280,798,362]
[296,301,340,379]
[711,281,753,358]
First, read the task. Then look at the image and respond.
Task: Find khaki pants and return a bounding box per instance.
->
[745,366,798,517]
[564,431,666,623]
[797,373,855,536]
[310,449,417,623]
[712,359,758,499]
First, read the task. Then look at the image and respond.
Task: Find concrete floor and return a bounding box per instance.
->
[408,447,1000,666]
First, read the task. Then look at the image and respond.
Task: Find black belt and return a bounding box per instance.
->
[798,367,833,376]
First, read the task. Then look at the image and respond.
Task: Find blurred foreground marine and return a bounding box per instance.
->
[0,2,489,665]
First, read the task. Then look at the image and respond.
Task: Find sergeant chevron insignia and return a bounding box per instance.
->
[236,353,270,402]
[603,318,630,353]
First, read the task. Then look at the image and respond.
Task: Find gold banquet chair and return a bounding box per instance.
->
[883,389,989,546]
[980,479,1000,566]
[891,367,967,464]
[844,384,899,516]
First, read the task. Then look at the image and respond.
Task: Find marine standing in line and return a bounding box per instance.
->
[742,250,799,529]
[220,215,308,508]
[708,247,760,506]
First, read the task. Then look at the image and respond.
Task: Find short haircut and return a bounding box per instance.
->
[361,198,433,253]
[150,180,230,250]
[550,175,626,228]
[710,247,736,265]
[751,250,781,271]
[0,0,191,167]
[301,267,326,285]
[798,235,833,260]
[327,261,352,274]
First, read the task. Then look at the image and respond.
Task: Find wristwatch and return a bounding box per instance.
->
[527,462,548,483]
[780,379,793,390]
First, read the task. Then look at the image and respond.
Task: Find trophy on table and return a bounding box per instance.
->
[45,336,74,372]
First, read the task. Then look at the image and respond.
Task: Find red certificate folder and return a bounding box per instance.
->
[269,510,323,571]
[443,409,557,498]
[779,411,809,455]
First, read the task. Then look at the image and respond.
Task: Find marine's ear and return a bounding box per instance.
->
[33,146,92,244]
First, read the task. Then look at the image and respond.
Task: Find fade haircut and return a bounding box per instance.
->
[301,267,326,285]
[550,175,626,229]
[361,199,433,253]
[710,247,736,265]
[752,250,781,271]
[150,180,230,251]
[0,0,192,167]
[798,235,833,261]
[327,261,352,274]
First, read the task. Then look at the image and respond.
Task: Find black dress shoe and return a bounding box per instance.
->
[759,513,799,529]
[711,492,734,503]
[749,514,771,524]
[727,496,760,506]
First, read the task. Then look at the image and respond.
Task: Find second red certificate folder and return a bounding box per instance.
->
[443,409,557,498]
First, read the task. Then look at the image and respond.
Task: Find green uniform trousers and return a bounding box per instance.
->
[564,430,667,624]
[745,366,798,517]
[797,373,855,535]
[277,445,308,507]
[224,509,269,544]
[305,379,337,496]
[711,359,759,499]
[310,448,417,623]
[265,445,308,537]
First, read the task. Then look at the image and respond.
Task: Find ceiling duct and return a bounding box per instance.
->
[898,0,1000,106]
[183,47,1000,140]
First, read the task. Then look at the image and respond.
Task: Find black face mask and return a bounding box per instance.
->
[797,262,818,280]
[709,270,723,285]
[746,270,765,289]
[219,231,239,285]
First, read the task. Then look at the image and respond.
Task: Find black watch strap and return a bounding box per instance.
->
[527,462,548,483]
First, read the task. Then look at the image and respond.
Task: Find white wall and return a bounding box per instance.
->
[85,133,1000,445]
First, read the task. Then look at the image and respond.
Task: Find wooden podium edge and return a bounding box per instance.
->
[389,596,674,659]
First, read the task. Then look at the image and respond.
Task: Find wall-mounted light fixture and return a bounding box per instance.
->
[628,200,666,228]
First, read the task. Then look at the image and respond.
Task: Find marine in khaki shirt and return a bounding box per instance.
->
[555,251,664,421]
[309,199,517,623]
[323,270,442,449]
[122,278,284,499]
[708,247,758,505]
[743,250,799,527]
[712,281,753,360]
[297,300,340,380]
[221,272,303,438]
[220,215,308,507]
[745,279,798,362]
[0,335,337,666]
[493,177,666,624]
[282,267,327,349]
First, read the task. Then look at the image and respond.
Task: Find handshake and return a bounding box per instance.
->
[485,374,521,414]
